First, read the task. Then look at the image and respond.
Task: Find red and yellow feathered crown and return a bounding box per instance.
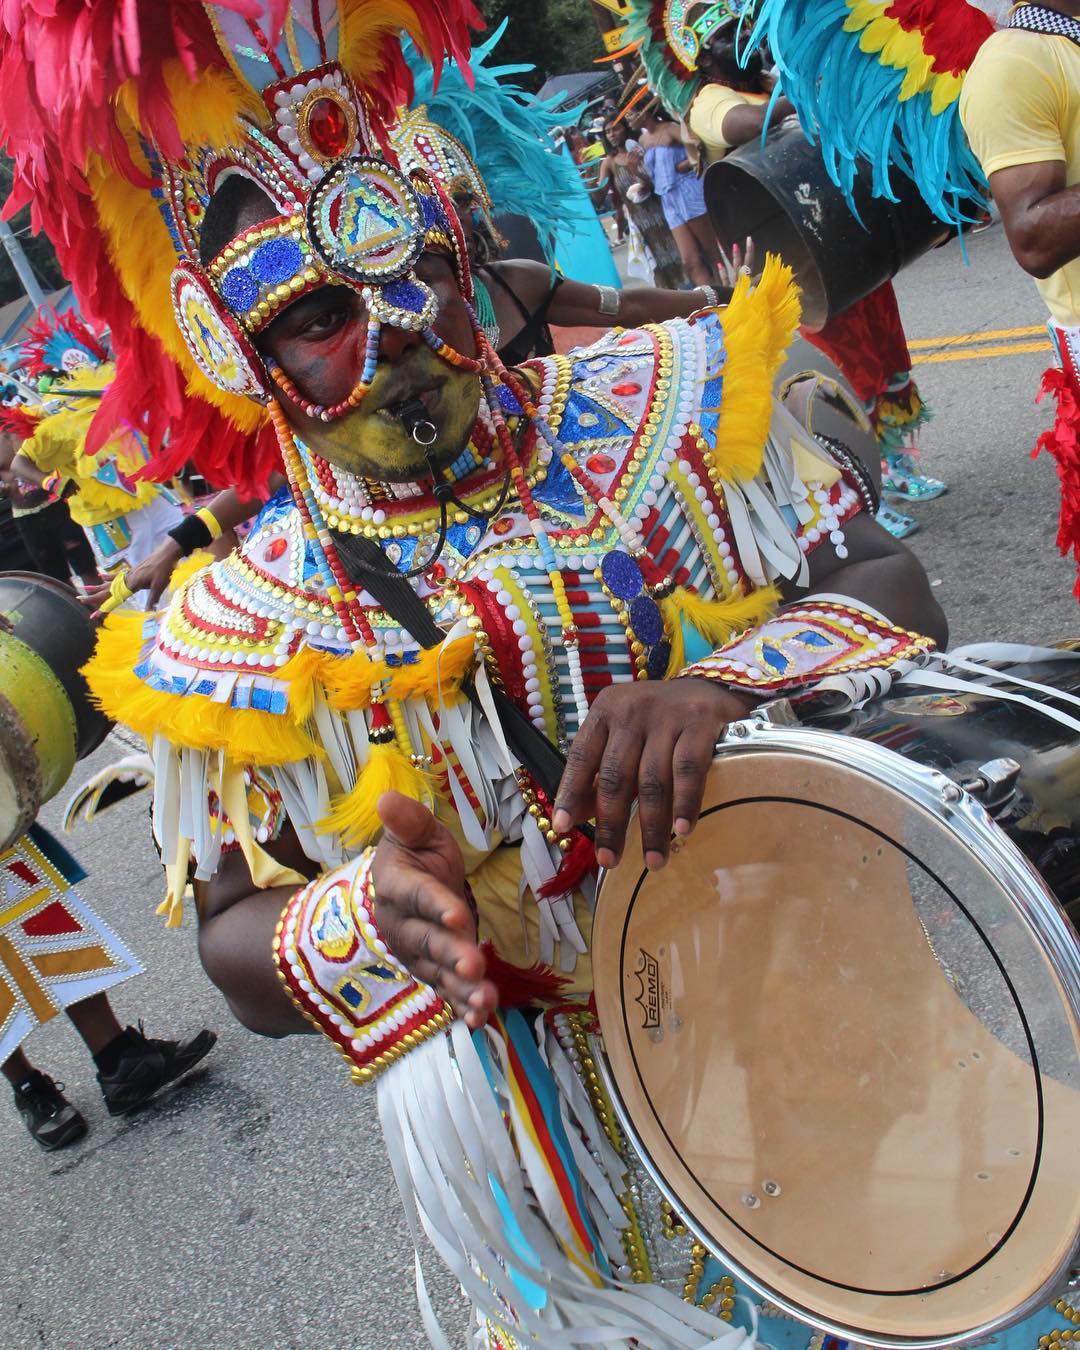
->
[0,1,480,494]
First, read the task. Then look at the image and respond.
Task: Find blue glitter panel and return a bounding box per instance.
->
[646,639,672,681]
[762,644,791,674]
[269,690,288,715]
[495,384,522,415]
[251,237,303,285]
[601,549,643,601]
[447,517,486,557]
[629,594,664,646]
[381,278,427,314]
[250,687,272,712]
[220,266,259,312]
[418,193,438,229]
[797,630,834,648]
[701,374,724,410]
[559,391,629,443]
[532,456,584,517]
[382,536,418,572]
[233,685,252,709]
[252,483,294,529]
[194,678,216,697]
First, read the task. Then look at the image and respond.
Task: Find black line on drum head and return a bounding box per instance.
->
[614,794,1046,1300]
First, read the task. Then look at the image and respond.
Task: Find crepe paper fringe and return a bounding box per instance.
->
[1034,366,1080,603]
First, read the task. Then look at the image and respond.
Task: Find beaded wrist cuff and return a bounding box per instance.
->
[273,848,451,1084]
[677,599,934,693]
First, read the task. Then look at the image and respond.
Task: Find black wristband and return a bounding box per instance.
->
[167,513,213,557]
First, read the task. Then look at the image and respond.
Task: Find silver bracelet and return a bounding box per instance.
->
[596,284,621,317]
[697,284,720,308]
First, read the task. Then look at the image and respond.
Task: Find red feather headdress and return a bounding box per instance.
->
[0,1,481,495]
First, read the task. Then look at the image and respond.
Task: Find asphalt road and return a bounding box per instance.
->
[1,223,1075,1350]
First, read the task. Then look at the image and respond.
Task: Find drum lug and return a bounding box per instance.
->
[959,757,1022,816]
[750,698,800,727]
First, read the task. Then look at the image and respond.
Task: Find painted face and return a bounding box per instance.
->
[258,250,480,481]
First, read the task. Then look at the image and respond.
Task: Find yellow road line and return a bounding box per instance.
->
[914,340,1052,365]
[908,325,1046,350]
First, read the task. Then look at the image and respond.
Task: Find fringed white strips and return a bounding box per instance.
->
[271,760,343,868]
[344,707,371,772]
[378,1022,759,1349]
[178,748,211,869]
[540,1026,627,1254]
[151,736,180,857]
[311,692,356,797]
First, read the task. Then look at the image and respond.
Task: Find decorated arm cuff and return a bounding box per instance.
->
[273,848,450,1084]
[676,598,935,694]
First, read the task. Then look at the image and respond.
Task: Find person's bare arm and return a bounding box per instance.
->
[195,823,317,1037]
[988,160,1080,280]
[720,95,795,149]
[489,259,730,332]
[10,452,47,488]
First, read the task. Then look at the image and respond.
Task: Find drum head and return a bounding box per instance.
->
[592,723,1080,1347]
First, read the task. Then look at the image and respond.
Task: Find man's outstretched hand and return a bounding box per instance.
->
[372,791,498,1030]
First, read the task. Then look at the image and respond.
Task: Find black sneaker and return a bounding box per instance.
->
[13,1071,88,1151]
[97,1023,217,1116]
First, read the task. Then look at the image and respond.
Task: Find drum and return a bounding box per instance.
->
[0,572,111,850]
[593,651,1080,1347]
[704,121,950,331]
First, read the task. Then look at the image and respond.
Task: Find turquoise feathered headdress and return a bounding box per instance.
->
[398,21,589,261]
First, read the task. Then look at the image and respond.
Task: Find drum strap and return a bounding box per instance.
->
[901,646,1080,736]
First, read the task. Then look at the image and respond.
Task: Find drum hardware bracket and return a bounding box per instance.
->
[958,757,1022,817]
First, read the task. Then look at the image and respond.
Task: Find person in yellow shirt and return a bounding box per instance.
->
[960,1,1080,595]
[687,27,794,167]
[8,312,185,604]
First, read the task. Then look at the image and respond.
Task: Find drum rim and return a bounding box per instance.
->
[593,717,1080,1348]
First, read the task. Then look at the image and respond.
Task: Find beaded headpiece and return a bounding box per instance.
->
[0,0,479,493]
[625,0,748,117]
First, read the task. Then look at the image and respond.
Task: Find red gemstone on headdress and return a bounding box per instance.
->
[611,382,641,397]
[493,517,515,536]
[306,97,351,159]
[587,454,616,474]
[264,537,288,562]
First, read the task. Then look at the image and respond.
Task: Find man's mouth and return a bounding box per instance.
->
[375,383,445,426]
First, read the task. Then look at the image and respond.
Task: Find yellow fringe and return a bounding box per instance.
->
[711,257,801,482]
[82,611,323,766]
[340,1,442,74]
[322,634,476,711]
[167,550,216,594]
[319,742,433,848]
[662,584,781,678]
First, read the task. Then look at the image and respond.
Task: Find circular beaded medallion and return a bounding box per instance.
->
[307,158,425,286]
[171,266,265,398]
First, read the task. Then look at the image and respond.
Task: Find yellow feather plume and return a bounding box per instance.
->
[661,584,781,677]
[710,256,800,482]
[319,742,433,848]
[386,635,476,702]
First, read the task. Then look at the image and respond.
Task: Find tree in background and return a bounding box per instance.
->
[0,157,64,306]
[478,0,604,90]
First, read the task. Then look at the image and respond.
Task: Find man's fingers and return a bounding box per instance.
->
[552,712,609,834]
[671,726,718,836]
[636,734,677,870]
[591,727,645,869]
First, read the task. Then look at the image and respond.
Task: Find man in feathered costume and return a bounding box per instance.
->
[0,2,988,1343]
[6,310,186,598]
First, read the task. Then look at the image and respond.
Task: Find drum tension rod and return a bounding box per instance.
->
[958,757,1021,816]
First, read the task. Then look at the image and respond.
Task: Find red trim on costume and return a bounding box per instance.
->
[1035,345,1080,601]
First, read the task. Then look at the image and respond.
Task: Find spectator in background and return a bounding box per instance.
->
[637,107,723,286]
[594,118,689,288]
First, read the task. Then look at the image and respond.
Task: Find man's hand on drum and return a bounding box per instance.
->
[552,680,756,871]
[82,537,184,614]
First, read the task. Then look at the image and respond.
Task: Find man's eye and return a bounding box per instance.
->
[298,305,350,337]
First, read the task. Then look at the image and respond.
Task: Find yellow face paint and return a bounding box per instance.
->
[298,350,481,482]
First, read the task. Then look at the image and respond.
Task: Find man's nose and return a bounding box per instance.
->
[377,321,423,365]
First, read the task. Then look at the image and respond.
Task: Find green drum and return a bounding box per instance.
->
[0,572,111,849]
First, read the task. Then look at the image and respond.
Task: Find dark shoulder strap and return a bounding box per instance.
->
[332,530,573,807]
[482,265,533,323]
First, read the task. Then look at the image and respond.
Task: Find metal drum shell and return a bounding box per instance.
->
[704,121,949,331]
